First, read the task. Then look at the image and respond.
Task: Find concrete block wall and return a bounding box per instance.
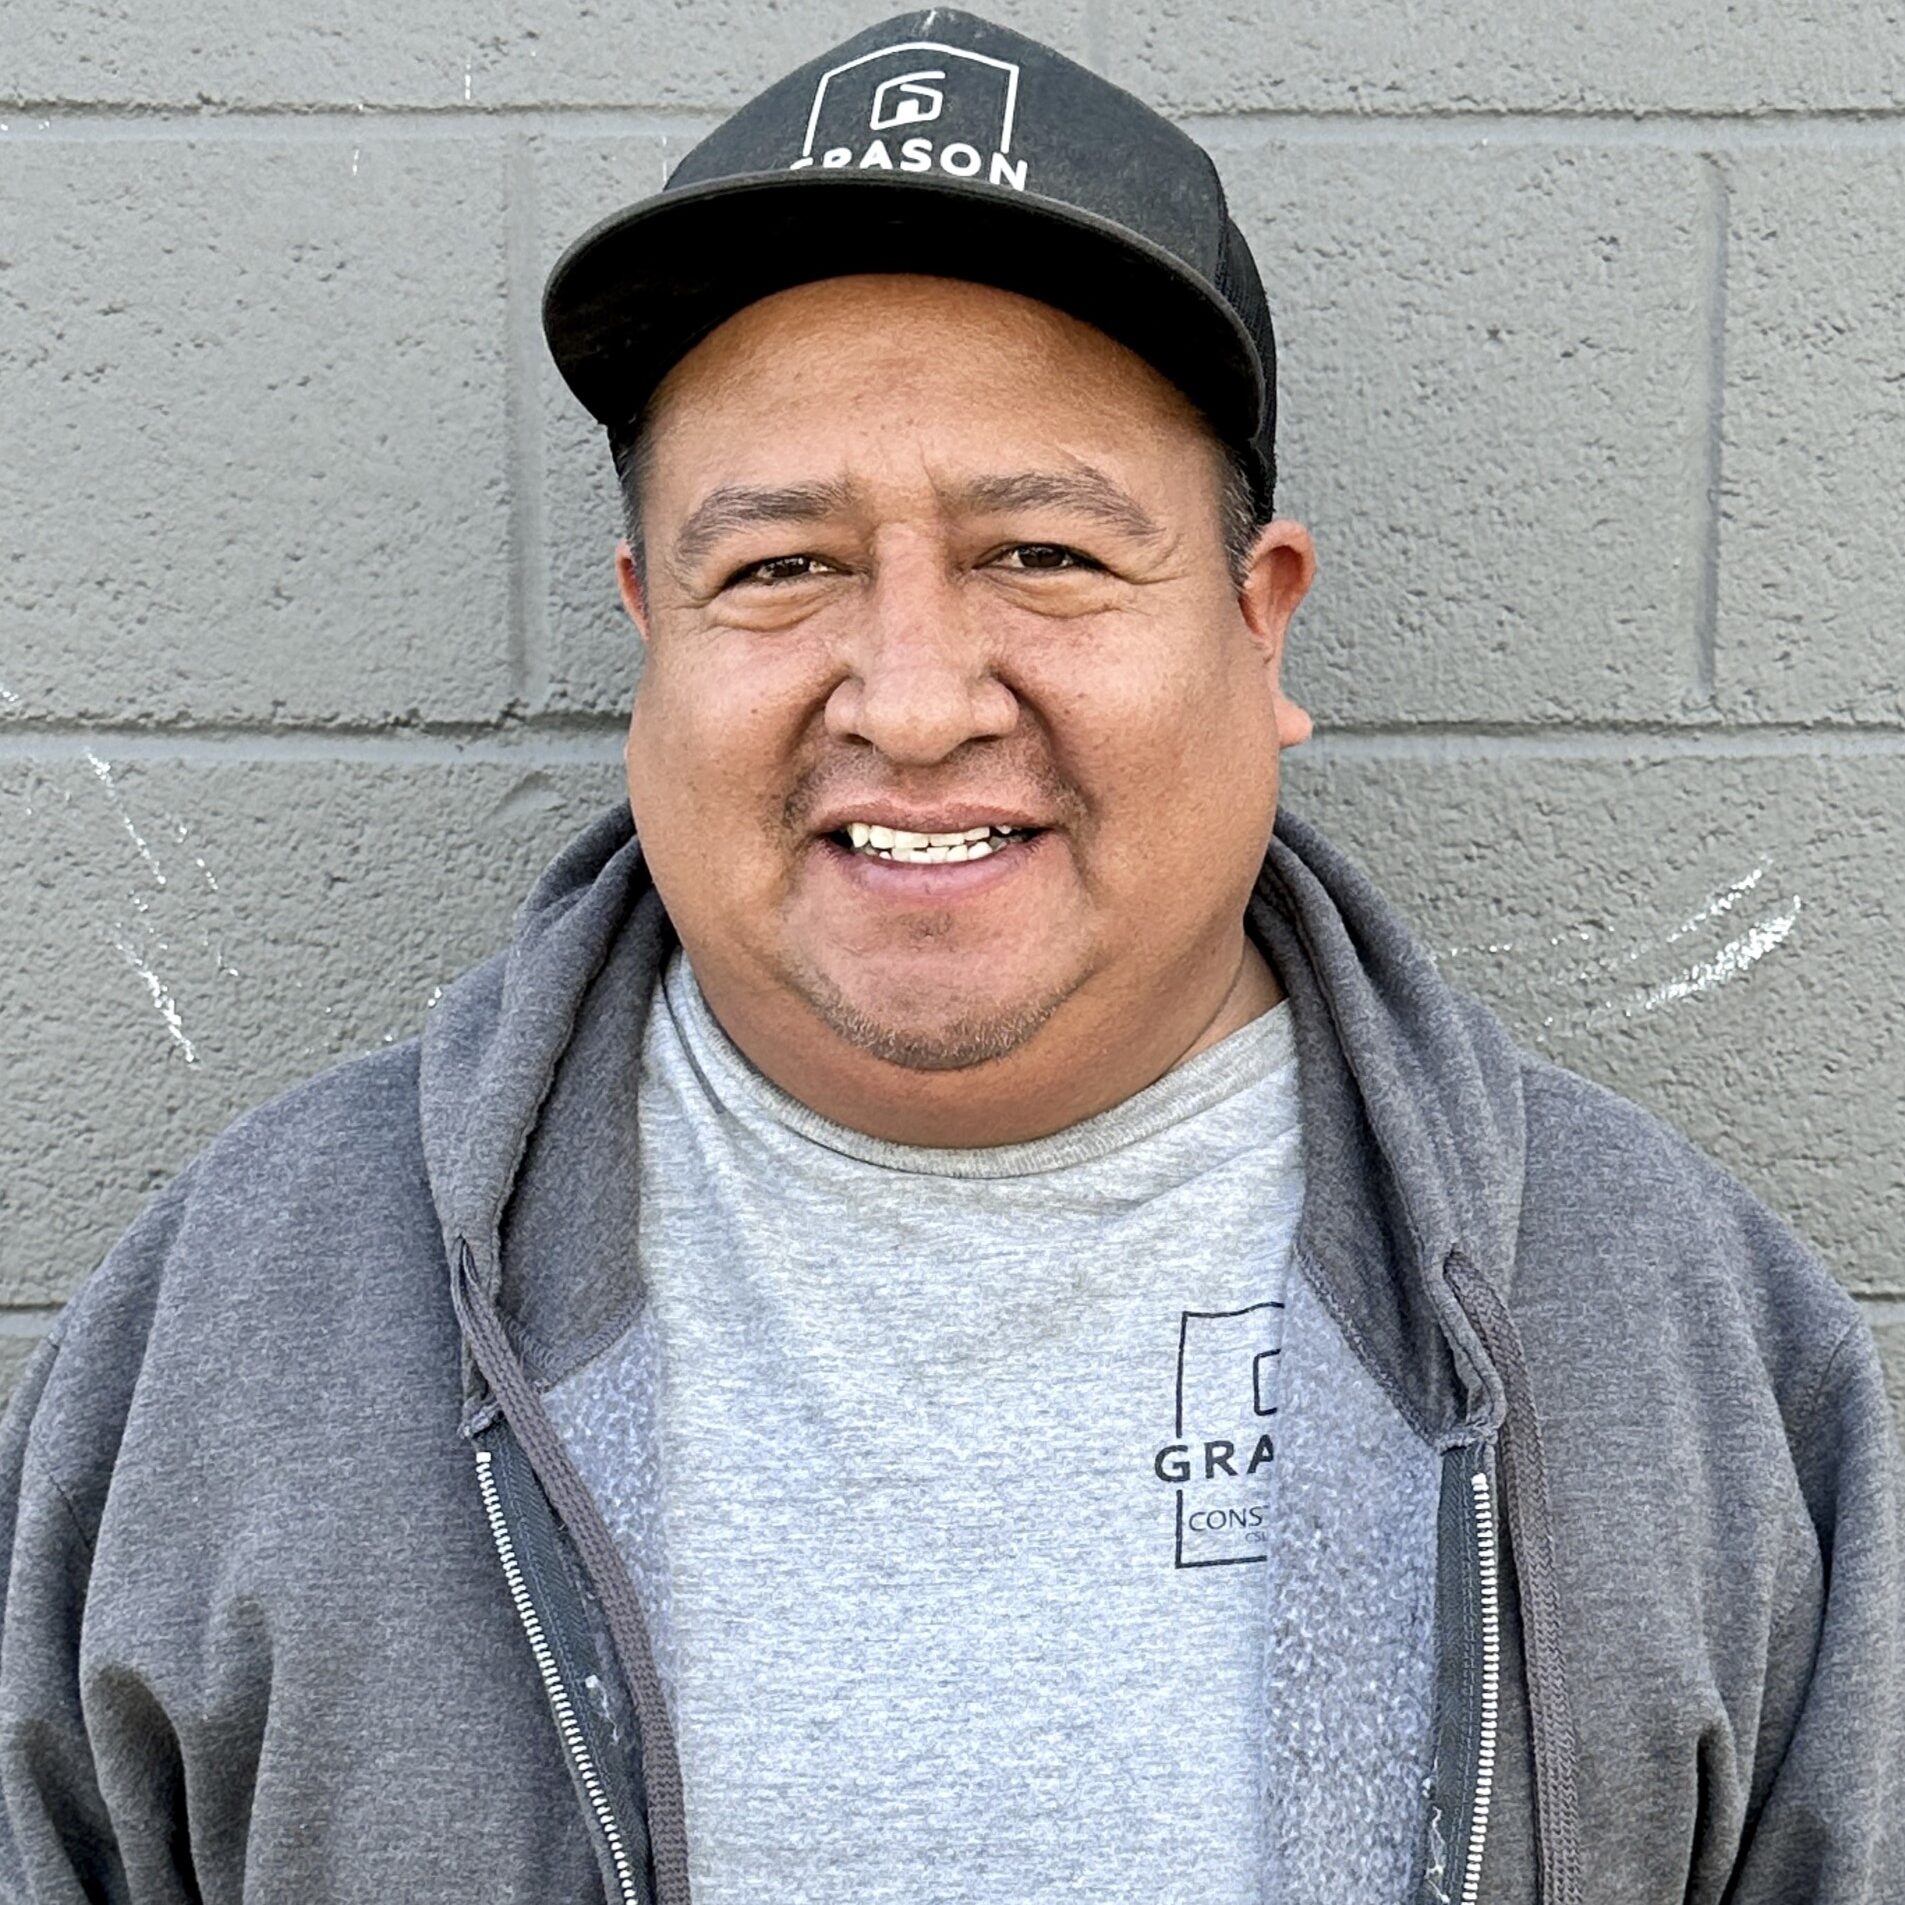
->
[2,1,1901,1441]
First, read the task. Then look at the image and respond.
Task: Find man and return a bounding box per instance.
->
[1,10,1899,1903]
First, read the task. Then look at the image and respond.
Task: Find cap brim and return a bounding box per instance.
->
[542,169,1266,447]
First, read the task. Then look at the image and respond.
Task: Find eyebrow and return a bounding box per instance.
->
[667,463,1167,572]
[940,467,1166,544]
[671,478,861,570]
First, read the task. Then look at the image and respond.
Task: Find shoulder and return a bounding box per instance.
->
[1508,1049,1876,1580]
[1500,1050,1904,1807]
[12,1039,446,1532]
[187,1034,427,1205]
[1514,1050,1859,1384]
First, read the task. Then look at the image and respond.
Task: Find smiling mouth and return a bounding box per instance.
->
[827,822,1043,865]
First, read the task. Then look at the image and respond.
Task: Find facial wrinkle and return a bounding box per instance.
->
[671,476,862,571]
[934,464,1168,547]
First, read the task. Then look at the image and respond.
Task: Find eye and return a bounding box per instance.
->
[990,543,1103,573]
[725,553,833,588]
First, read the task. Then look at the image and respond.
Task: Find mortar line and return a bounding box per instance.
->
[1692,154,1730,710]
[1299,726,1905,762]
[0,721,628,766]
[504,139,549,712]
[0,1309,60,1336]
[1084,0,1109,73]
[1180,110,1905,151]
[0,104,716,137]
[7,719,1905,768]
[10,102,1905,144]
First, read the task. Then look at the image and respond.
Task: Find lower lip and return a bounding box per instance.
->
[813,832,1051,898]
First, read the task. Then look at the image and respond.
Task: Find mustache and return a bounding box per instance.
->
[779,749,1086,836]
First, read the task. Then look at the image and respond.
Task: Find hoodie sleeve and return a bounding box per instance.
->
[1728,1312,1905,1903]
[0,1179,197,1905]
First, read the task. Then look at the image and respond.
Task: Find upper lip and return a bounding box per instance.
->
[808,802,1053,837]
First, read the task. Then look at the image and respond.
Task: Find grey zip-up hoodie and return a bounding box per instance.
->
[1,803,1899,1904]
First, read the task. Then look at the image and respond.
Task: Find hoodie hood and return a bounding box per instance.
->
[1255,812,1528,1438]
[421,802,1529,1440]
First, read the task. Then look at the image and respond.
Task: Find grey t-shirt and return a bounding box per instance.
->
[547,953,1305,1905]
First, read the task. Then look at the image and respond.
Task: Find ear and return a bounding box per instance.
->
[615,540,652,643]
[1237,518,1316,750]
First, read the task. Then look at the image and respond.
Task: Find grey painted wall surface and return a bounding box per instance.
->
[1,1,1901,1437]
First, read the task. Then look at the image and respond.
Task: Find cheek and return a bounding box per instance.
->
[1038,617,1279,846]
[635,633,813,777]
[1029,631,1280,947]
[625,638,818,910]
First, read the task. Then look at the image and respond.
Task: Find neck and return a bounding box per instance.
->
[694,931,1283,1150]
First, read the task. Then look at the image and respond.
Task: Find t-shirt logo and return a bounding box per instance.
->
[1152,1302,1282,1568]
[788,40,1029,192]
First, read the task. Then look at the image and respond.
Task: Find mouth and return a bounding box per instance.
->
[824,821,1044,866]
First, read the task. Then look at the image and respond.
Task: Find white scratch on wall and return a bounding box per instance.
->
[110,927,198,1064]
[1664,865,1764,945]
[168,816,221,892]
[84,750,167,887]
[0,679,20,709]
[1438,938,1519,961]
[1563,865,1769,984]
[1623,899,1803,1018]
[1438,861,1804,1045]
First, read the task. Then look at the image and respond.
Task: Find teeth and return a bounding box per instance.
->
[840,821,1028,863]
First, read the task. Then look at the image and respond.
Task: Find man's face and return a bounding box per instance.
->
[622,273,1312,1084]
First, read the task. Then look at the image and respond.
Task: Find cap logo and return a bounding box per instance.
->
[869,70,945,132]
[788,40,1028,193]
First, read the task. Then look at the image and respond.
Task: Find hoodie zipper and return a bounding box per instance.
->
[475,1446,648,1905]
[1460,1463,1503,1905]
[1423,1444,1502,1905]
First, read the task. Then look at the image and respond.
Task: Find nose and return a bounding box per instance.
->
[824,554,1018,765]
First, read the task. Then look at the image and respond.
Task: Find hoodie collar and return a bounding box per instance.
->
[1252,812,1526,1440]
[423,803,1526,1441]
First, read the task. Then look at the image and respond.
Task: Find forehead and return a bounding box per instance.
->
[640,273,1215,487]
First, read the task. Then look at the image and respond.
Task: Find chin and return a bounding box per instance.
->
[795,962,1077,1074]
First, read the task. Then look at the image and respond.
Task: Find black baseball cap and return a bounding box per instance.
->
[543,8,1278,511]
